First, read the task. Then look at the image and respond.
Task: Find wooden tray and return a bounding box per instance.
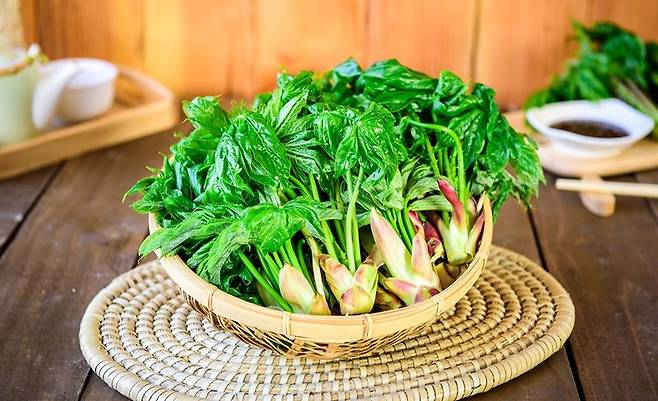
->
[0,67,178,180]
[505,110,658,177]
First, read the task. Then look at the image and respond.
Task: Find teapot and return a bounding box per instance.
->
[0,44,78,145]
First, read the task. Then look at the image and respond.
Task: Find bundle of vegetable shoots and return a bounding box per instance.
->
[525,21,658,139]
[126,59,543,315]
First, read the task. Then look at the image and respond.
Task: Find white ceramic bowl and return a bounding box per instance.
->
[526,99,654,158]
[43,58,118,123]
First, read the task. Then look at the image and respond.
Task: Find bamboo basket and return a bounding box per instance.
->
[149,196,493,360]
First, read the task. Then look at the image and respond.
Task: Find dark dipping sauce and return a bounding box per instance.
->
[550,120,629,138]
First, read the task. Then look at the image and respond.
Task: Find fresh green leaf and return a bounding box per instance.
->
[182,96,229,131]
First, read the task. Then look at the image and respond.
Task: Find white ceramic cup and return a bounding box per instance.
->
[45,58,118,123]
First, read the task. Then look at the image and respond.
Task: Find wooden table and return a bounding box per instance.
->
[0,132,656,401]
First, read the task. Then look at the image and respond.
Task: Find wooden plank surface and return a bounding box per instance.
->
[531,174,658,401]
[143,0,254,99]
[1,132,655,401]
[0,167,57,251]
[252,0,367,93]
[366,0,476,78]
[33,0,143,69]
[588,0,658,42]
[1,0,25,48]
[20,0,658,102]
[0,133,173,401]
[470,200,580,401]
[636,170,658,221]
[475,0,588,109]
[18,0,38,46]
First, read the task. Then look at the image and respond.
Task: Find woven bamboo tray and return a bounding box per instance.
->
[147,196,493,360]
[79,246,575,401]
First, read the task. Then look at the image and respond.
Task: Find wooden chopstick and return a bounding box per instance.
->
[555,178,658,198]
[578,175,616,217]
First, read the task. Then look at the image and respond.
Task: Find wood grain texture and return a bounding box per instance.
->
[1,0,25,48]
[366,0,476,78]
[578,175,616,218]
[34,0,143,69]
[252,0,367,93]
[0,133,173,401]
[20,0,658,102]
[492,200,542,263]
[589,0,658,42]
[469,200,580,401]
[143,0,253,99]
[531,174,658,401]
[636,170,658,221]
[475,0,588,109]
[18,0,37,46]
[0,167,56,251]
[80,375,129,401]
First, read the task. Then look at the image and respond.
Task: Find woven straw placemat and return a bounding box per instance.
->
[80,246,574,401]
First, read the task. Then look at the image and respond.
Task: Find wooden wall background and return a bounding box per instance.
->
[18,0,658,109]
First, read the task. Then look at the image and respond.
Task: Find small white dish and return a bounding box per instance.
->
[526,99,654,159]
[42,58,117,124]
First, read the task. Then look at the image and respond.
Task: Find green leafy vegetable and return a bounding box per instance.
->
[526,21,658,139]
[126,59,542,315]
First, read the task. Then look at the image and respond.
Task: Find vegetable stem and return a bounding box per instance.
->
[331,183,347,251]
[351,202,361,262]
[407,120,467,206]
[303,233,326,297]
[284,239,312,289]
[333,220,347,252]
[397,209,413,250]
[293,239,313,286]
[284,188,296,200]
[272,251,283,268]
[402,207,416,244]
[238,251,291,312]
[295,240,308,272]
[285,240,302,270]
[277,249,289,265]
[263,252,281,277]
[443,149,452,182]
[258,251,277,286]
[613,78,658,138]
[424,134,441,178]
[344,167,364,272]
[290,175,311,197]
[308,173,339,260]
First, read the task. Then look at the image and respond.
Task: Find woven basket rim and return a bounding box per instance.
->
[149,195,493,342]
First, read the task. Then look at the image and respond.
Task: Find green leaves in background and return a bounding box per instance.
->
[525,21,658,138]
